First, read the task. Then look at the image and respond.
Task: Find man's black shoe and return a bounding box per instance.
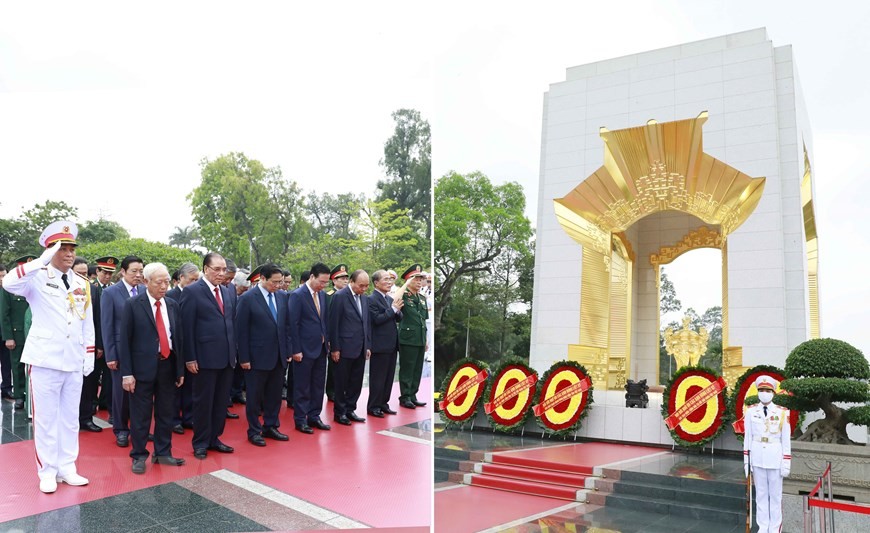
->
[116,434,129,447]
[400,399,417,409]
[80,420,103,432]
[295,424,314,434]
[172,425,184,435]
[14,399,24,410]
[309,419,331,431]
[231,395,246,405]
[334,415,351,426]
[347,412,365,423]
[367,409,385,418]
[132,458,146,474]
[181,422,194,429]
[208,442,234,453]
[193,448,208,459]
[412,400,427,407]
[263,427,289,441]
[382,406,397,415]
[248,435,267,447]
[152,455,185,466]
[226,410,239,419]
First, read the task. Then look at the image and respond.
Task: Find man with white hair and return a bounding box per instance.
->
[119,263,186,474]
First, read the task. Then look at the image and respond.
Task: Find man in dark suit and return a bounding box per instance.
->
[119,262,186,474]
[91,256,118,417]
[328,270,371,425]
[324,264,349,402]
[287,263,331,434]
[101,255,145,446]
[367,269,404,417]
[180,252,236,459]
[165,261,199,434]
[236,264,291,446]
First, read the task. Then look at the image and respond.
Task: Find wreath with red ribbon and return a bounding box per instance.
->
[533,360,594,437]
[483,357,538,433]
[438,358,489,426]
[661,365,728,448]
[729,365,802,440]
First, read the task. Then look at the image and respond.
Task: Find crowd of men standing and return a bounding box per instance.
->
[0,219,429,491]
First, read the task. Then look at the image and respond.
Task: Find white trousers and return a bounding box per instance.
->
[30,365,83,480]
[754,466,783,533]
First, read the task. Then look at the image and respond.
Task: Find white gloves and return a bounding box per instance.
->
[782,459,791,478]
[40,241,62,266]
[83,353,94,376]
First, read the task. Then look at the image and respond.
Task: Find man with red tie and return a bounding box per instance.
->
[119,263,186,474]
[180,252,237,459]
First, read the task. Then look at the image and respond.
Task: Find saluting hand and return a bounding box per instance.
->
[39,240,62,266]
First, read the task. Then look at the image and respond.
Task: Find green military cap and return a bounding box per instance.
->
[330,264,349,280]
[247,265,264,283]
[12,255,38,267]
[95,256,120,272]
[401,264,425,280]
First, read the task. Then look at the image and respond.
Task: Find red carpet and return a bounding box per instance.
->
[0,378,432,528]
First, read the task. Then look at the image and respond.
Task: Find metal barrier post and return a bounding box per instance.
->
[818,476,827,533]
[826,462,835,532]
[804,495,813,533]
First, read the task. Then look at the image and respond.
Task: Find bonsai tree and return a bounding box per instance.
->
[778,338,870,444]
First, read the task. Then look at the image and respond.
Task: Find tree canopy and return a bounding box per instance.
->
[377,109,431,237]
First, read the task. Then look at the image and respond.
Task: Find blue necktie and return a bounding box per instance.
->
[268,292,278,322]
[131,286,137,297]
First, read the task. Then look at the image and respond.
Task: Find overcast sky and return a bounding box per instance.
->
[0,1,431,242]
[430,1,870,352]
[3,2,869,351]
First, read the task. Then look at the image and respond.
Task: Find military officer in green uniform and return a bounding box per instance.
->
[325,264,349,402]
[398,264,428,409]
[0,255,37,410]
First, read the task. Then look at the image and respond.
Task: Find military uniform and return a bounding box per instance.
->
[0,256,36,409]
[744,375,791,533]
[2,221,94,492]
[398,264,428,407]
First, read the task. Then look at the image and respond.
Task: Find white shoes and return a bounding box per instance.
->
[39,478,58,494]
[56,472,89,486]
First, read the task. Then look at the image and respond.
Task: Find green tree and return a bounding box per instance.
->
[168,225,201,248]
[306,192,361,240]
[377,109,431,237]
[188,152,307,268]
[659,269,682,313]
[76,238,202,272]
[0,200,78,266]
[779,338,870,444]
[434,171,532,332]
[78,219,130,245]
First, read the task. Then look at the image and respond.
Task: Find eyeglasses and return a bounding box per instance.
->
[207,266,228,273]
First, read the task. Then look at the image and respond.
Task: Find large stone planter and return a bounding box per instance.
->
[784,440,870,503]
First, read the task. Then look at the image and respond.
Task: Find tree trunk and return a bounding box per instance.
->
[797,398,856,444]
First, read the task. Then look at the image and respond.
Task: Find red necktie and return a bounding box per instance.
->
[155,301,171,359]
[214,286,224,315]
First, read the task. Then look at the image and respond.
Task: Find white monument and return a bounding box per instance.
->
[530,29,819,443]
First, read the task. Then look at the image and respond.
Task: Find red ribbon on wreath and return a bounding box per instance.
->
[484,373,537,414]
[438,369,489,411]
[532,376,591,417]
[665,376,726,430]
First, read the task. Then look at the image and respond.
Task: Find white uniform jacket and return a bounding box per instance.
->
[2,260,95,374]
[744,402,792,471]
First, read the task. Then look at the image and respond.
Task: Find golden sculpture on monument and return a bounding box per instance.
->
[664,316,709,370]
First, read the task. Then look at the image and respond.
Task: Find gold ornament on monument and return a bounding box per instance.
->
[664,316,709,370]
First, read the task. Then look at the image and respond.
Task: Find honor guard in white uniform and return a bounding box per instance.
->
[1,221,95,494]
[744,375,791,533]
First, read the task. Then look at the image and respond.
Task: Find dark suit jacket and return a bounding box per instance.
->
[369,290,401,353]
[180,278,236,370]
[236,287,290,370]
[328,287,370,359]
[119,293,184,382]
[165,286,182,303]
[288,284,328,358]
[101,281,146,363]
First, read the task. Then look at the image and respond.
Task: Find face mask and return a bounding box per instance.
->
[758,391,774,404]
